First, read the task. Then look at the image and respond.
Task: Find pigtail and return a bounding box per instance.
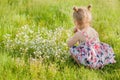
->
[88,5,92,11]
[73,6,78,12]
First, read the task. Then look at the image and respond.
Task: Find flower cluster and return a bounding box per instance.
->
[3,25,72,62]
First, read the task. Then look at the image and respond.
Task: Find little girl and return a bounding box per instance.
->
[68,5,116,69]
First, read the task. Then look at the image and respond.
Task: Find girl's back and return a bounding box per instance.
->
[79,27,100,44]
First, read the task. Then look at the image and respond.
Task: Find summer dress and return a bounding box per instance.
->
[70,27,116,69]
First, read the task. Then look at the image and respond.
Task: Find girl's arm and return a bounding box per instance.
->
[67,31,84,47]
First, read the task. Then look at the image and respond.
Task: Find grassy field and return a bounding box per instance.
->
[0,0,120,80]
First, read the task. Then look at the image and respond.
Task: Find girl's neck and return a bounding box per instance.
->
[77,23,90,30]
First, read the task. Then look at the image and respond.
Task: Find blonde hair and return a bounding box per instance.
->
[73,5,92,25]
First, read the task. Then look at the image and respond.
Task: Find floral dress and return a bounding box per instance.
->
[70,28,116,69]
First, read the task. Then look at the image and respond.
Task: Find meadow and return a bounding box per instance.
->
[0,0,120,80]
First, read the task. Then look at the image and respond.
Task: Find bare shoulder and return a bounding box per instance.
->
[75,31,86,41]
[89,27,99,36]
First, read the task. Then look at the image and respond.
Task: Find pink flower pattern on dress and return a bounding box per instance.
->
[70,31,116,69]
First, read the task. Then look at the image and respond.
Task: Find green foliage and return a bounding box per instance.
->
[0,0,120,80]
[3,25,70,63]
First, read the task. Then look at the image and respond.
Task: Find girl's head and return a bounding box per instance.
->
[73,5,92,29]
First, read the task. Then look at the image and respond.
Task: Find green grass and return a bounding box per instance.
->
[0,0,120,80]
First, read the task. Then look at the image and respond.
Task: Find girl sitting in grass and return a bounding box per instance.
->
[67,5,116,69]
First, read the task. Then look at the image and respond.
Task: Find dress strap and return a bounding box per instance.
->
[81,31,89,41]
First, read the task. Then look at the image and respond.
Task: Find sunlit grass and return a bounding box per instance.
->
[0,0,120,80]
